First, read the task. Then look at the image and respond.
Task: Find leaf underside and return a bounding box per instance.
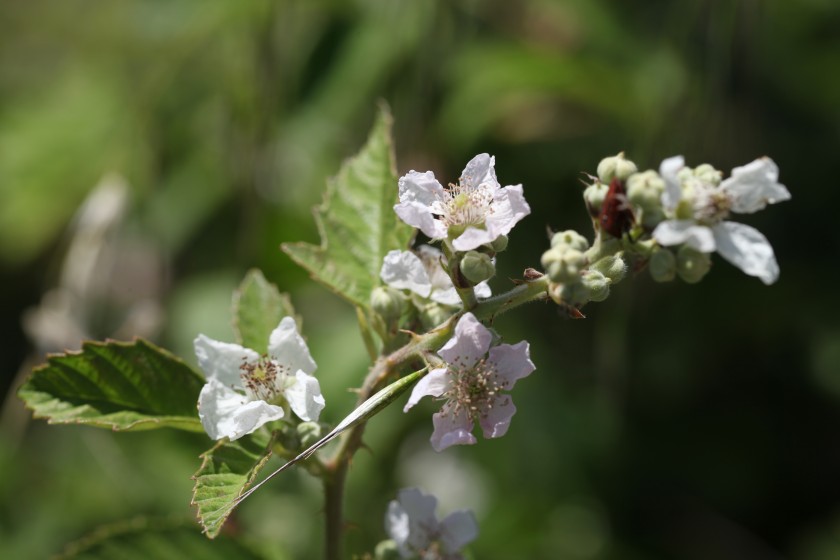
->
[18,338,205,432]
[232,268,296,353]
[191,429,276,539]
[282,104,414,308]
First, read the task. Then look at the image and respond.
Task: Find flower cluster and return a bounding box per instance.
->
[194,317,325,441]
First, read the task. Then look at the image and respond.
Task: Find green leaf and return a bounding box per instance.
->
[191,430,276,539]
[282,104,414,308]
[232,269,296,353]
[54,517,267,560]
[18,339,205,432]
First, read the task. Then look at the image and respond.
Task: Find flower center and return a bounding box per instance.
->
[239,355,289,403]
[438,180,494,229]
[691,181,732,225]
[444,355,508,423]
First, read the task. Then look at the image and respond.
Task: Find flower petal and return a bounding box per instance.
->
[386,488,439,555]
[398,170,445,206]
[268,316,317,375]
[460,153,498,191]
[440,510,479,553]
[285,370,326,422]
[474,281,492,300]
[380,250,432,297]
[652,220,716,252]
[394,201,448,240]
[404,368,449,412]
[488,341,535,388]
[194,334,257,388]
[478,395,516,439]
[431,405,477,452]
[713,221,780,285]
[198,378,284,441]
[721,157,791,214]
[452,226,495,252]
[659,155,685,211]
[437,313,491,369]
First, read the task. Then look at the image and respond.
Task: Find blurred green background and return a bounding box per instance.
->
[2,0,839,558]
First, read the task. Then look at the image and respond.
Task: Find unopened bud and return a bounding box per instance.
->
[649,247,676,282]
[597,152,638,183]
[460,251,495,284]
[541,246,586,284]
[489,234,509,252]
[419,303,453,330]
[591,254,627,283]
[370,286,406,323]
[626,170,666,227]
[297,421,322,448]
[560,280,591,307]
[581,270,610,302]
[693,163,722,185]
[374,539,400,560]
[551,230,590,252]
[583,181,608,214]
[676,245,711,284]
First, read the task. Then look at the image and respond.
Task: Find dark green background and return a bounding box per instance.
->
[1,1,838,558]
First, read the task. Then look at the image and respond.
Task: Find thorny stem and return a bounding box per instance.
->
[319,275,549,558]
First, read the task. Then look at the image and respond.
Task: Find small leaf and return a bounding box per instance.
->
[54,516,267,560]
[283,104,415,308]
[18,339,205,432]
[191,430,276,539]
[232,269,296,353]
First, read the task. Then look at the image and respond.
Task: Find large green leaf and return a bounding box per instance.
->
[232,269,296,353]
[191,430,276,539]
[18,339,205,432]
[54,517,267,560]
[282,105,414,308]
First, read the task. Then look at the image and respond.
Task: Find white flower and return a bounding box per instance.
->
[386,488,478,560]
[395,154,530,252]
[380,246,491,307]
[194,317,325,441]
[652,156,791,285]
[404,313,535,452]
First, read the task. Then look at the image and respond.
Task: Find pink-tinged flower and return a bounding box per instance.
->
[404,313,535,452]
[395,154,530,252]
[653,156,791,285]
[194,317,325,441]
[386,487,478,560]
[380,246,491,307]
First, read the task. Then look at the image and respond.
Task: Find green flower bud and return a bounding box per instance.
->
[418,303,453,330]
[551,229,590,252]
[370,286,406,323]
[541,246,586,284]
[581,270,610,302]
[676,245,711,284]
[560,280,591,307]
[693,163,722,185]
[590,254,627,283]
[489,234,509,252]
[297,421,322,448]
[460,251,495,284]
[597,152,638,182]
[583,181,608,214]
[649,247,676,282]
[374,539,400,560]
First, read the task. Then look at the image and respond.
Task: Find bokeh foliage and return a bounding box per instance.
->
[1,0,839,558]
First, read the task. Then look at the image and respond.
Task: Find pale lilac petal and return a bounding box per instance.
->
[653,220,716,252]
[439,510,479,553]
[404,368,449,412]
[268,316,316,375]
[431,405,476,452]
[381,250,432,297]
[488,341,535,388]
[395,201,448,239]
[198,378,284,440]
[194,334,257,388]
[486,184,531,236]
[474,281,492,299]
[460,153,497,190]
[437,313,491,368]
[429,285,462,307]
[659,155,685,211]
[478,395,516,439]
[285,370,325,422]
[713,221,780,285]
[398,170,445,206]
[721,157,791,214]
[386,488,439,555]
